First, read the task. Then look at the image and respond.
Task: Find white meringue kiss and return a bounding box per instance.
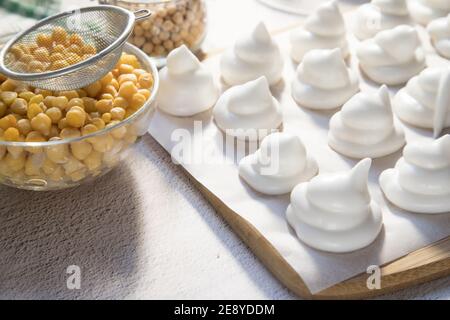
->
[292,48,359,110]
[353,0,412,40]
[213,77,283,141]
[408,0,450,26]
[380,135,450,214]
[290,0,348,62]
[286,158,383,253]
[393,67,450,137]
[157,45,219,117]
[427,14,450,59]
[356,25,426,85]
[329,85,405,158]
[220,22,284,86]
[238,132,318,195]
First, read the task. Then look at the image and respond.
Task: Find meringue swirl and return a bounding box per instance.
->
[408,0,450,26]
[213,77,283,141]
[393,67,450,136]
[238,132,318,195]
[292,48,359,110]
[329,85,405,158]
[380,135,450,214]
[353,0,412,40]
[220,22,283,86]
[286,158,383,253]
[290,0,348,62]
[356,25,426,85]
[157,45,219,117]
[427,14,450,59]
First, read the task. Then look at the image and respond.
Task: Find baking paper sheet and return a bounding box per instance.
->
[148,21,450,293]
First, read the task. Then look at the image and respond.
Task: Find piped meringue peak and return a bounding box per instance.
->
[238,132,318,195]
[213,77,283,141]
[290,0,348,63]
[157,45,219,117]
[380,135,450,214]
[427,14,450,59]
[329,85,405,158]
[353,0,412,40]
[393,67,450,137]
[408,0,450,26]
[286,158,383,253]
[220,22,284,86]
[292,48,359,110]
[356,25,426,86]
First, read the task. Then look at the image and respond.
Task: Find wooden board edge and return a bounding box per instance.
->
[180,166,450,299]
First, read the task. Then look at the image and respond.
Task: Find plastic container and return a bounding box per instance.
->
[0,43,159,191]
[100,0,207,67]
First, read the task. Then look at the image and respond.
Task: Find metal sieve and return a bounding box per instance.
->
[0,5,151,91]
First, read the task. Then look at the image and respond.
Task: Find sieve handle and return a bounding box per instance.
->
[134,9,152,21]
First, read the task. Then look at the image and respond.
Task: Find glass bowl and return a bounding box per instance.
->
[100,0,207,67]
[0,42,159,191]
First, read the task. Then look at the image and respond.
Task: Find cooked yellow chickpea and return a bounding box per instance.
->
[110,107,125,121]
[130,93,147,109]
[139,73,154,89]
[27,103,43,120]
[133,69,146,78]
[103,85,118,97]
[25,153,45,176]
[46,137,70,164]
[67,98,84,109]
[59,90,78,100]
[4,152,26,172]
[17,119,31,136]
[49,125,59,138]
[58,117,68,130]
[4,127,20,141]
[49,52,65,63]
[29,94,44,105]
[59,127,81,139]
[100,93,114,101]
[118,73,137,85]
[35,89,52,98]
[0,115,17,130]
[10,45,24,58]
[83,150,102,171]
[81,124,98,136]
[34,47,50,62]
[66,107,86,128]
[66,52,81,65]
[100,72,114,87]
[67,44,82,56]
[125,108,137,118]
[110,124,127,139]
[63,156,85,175]
[138,89,151,100]
[85,81,102,98]
[52,27,67,43]
[18,91,34,102]
[30,113,52,136]
[0,91,18,105]
[90,133,114,152]
[10,98,27,115]
[118,81,138,99]
[0,101,6,118]
[111,78,120,90]
[49,166,64,181]
[91,118,105,130]
[25,131,46,154]
[102,112,112,123]
[113,97,128,109]
[71,140,92,160]
[120,53,139,68]
[52,96,69,110]
[45,107,62,124]
[69,169,87,182]
[95,99,113,114]
[82,44,96,55]
[51,59,70,70]
[36,33,53,47]
[42,158,58,175]
[82,97,97,113]
[53,44,66,53]
[69,33,83,46]
[119,64,134,75]
[19,54,34,64]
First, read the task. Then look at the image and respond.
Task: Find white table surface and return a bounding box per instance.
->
[0,0,448,300]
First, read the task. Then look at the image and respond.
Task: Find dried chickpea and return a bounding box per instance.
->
[10,98,27,115]
[27,103,43,120]
[30,113,52,136]
[71,141,92,161]
[118,81,138,99]
[96,99,113,114]
[17,119,32,136]
[110,107,126,121]
[45,107,62,124]
[66,106,86,128]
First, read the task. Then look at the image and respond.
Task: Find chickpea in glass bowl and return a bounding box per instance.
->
[0,43,159,191]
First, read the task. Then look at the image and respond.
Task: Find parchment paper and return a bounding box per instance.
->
[148,20,450,293]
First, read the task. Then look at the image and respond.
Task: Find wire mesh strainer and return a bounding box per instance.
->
[0,5,151,91]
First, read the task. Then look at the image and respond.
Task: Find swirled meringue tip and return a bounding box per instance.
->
[353,0,412,40]
[292,48,359,110]
[238,132,318,195]
[408,0,450,25]
[427,14,450,59]
[393,67,450,132]
[290,0,348,62]
[356,25,426,85]
[220,22,284,86]
[329,85,405,158]
[286,158,383,253]
[213,77,283,141]
[157,45,219,117]
[380,135,450,214]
